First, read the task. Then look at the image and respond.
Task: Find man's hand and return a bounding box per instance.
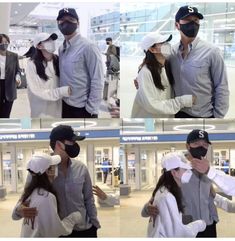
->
[134,78,139,89]
[191,157,210,174]
[92,185,107,200]
[147,197,159,217]
[16,78,21,87]
[17,201,38,218]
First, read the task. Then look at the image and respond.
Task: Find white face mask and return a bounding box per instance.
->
[43,40,56,53]
[160,43,172,59]
[181,169,192,184]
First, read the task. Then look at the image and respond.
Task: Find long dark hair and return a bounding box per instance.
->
[21,171,59,213]
[139,47,174,91]
[152,168,184,213]
[0,33,10,44]
[31,48,59,81]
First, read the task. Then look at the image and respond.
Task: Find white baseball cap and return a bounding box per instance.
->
[162,152,192,171]
[27,153,61,175]
[140,32,172,52]
[33,32,58,48]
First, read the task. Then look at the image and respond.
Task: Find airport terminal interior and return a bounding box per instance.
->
[120,2,235,118]
[0,2,120,118]
[0,118,235,237]
[1,0,235,239]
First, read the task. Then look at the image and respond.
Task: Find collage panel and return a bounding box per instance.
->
[0,2,120,119]
[120,2,235,118]
[0,118,120,237]
[119,118,235,237]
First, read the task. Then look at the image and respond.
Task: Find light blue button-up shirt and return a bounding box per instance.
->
[53,159,100,231]
[59,33,104,115]
[169,37,229,118]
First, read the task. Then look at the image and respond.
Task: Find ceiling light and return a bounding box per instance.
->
[173,124,215,131]
[51,120,97,128]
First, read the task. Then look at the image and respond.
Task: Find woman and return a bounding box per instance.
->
[0,33,21,118]
[131,32,195,118]
[13,153,82,237]
[142,152,206,237]
[26,32,71,118]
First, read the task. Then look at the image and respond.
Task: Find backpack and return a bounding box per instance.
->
[115,46,120,61]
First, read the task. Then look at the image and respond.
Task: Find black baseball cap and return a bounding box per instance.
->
[57,8,79,21]
[175,5,204,22]
[50,125,85,142]
[106,37,112,41]
[187,129,211,144]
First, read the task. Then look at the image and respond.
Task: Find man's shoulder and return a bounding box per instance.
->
[197,38,219,51]
[71,159,88,170]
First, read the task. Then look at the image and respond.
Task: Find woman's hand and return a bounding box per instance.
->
[192,95,197,105]
[68,87,72,96]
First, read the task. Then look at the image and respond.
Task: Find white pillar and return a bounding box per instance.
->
[10,144,17,192]
[0,3,11,34]
[135,146,141,190]
[87,143,95,183]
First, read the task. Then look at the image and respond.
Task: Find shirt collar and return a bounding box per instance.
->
[178,37,200,52]
[66,32,80,46]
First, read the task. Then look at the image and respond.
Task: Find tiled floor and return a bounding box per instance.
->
[0,192,120,238]
[120,190,235,237]
[1,190,235,237]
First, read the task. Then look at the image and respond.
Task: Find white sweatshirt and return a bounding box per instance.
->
[20,188,82,237]
[131,65,192,118]
[147,187,206,237]
[26,59,70,118]
[214,193,235,213]
[207,167,235,196]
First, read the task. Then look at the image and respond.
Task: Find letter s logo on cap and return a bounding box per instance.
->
[188,6,194,13]
[199,130,204,138]
[64,8,69,13]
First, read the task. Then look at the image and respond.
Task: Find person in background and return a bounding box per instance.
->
[57,8,104,118]
[142,152,206,237]
[131,32,195,118]
[26,32,71,118]
[93,185,119,206]
[13,153,82,237]
[0,33,21,118]
[23,40,36,59]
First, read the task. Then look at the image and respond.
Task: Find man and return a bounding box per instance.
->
[170,6,229,118]
[105,37,117,58]
[142,129,218,237]
[57,8,104,118]
[12,125,100,237]
[191,145,235,197]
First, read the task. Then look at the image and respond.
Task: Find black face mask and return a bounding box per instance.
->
[180,21,200,38]
[58,21,77,35]
[0,44,8,51]
[189,146,208,159]
[106,42,110,45]
[64,143,80,158]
